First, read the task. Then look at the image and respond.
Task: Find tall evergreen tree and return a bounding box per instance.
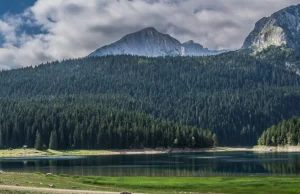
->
[35,130,42,150]
[49,130,58,150]
[212,134,218,147]
[0,129,3,149]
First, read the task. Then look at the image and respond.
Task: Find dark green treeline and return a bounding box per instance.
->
[0,98,215,149]
[258,117,300,146]
[0,46,300,145]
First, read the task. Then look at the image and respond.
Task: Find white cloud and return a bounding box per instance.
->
[0,0,299,69]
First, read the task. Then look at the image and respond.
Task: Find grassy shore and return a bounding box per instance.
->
[0,149,124,157]
[253,146,300,152]
[0,146,299,158]
[0,147,255,157]
[1,172,300,194]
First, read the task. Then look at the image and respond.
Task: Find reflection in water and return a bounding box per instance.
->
[258,152,300,175]
[0,152,299,176]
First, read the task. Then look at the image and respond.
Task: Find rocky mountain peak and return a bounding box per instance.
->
[88,27,225,57]
[242,4,300,51]
[183,40,195,45]
[139,27,158,33]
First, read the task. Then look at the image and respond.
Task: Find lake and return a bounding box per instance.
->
[0,151,300,176]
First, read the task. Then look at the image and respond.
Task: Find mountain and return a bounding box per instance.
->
[181,40,225,56]
[89,27,182,57]
[2,5,300,149]
[88,27,224,57]
[243,4,300,51]
[2,47,300,146]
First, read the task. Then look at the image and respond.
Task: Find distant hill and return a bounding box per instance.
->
[88,27,224,57]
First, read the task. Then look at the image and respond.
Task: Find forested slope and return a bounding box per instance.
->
[0,98,215,149]
[258,117,300,146]
[0,47,300,146]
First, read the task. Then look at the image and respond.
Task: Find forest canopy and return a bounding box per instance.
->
[258,117,300,146]
[0,98,215,149]
[0,46,300,146]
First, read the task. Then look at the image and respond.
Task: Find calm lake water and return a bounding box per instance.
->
[0,151,300,176]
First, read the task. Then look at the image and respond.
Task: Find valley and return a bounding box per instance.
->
[1,2,300,194]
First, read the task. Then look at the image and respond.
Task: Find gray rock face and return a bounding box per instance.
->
[242,4,300,51]
[182,40,225,56]
[88,27,224,57]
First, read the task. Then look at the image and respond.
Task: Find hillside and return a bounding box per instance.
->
[258,117,300,146]
[0,97,214,149]
[1,47,300,145]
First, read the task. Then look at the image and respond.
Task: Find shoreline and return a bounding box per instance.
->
[0,146,299,157]
[0,147,254,157]
[252,146,300,152]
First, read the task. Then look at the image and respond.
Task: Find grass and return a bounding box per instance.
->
[0,147,256,157]
[0,172,118,193]
[1,172,300,194]
[79,176,300,194]
[0,191,44,194]
[3,146,300,158]
[47,149,118,156]
[0,148,121,157]
[0,149,44,157]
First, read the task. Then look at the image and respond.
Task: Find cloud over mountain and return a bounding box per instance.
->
[0,0,299,69]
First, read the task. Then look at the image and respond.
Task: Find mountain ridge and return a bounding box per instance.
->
[242,4,300,51]
[88,27,225,57]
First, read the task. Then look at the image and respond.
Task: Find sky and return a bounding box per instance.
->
[0,0,299,69]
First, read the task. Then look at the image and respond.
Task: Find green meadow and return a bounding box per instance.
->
[1,173,300,194]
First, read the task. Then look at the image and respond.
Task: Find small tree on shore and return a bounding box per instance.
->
[173,138,179,148]
[191,137,196,147]
[35,130,42,150]
[212,133,218,147]
[49,130,58,150]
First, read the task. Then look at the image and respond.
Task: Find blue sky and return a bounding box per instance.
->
[0,0,299,69]
[0,0,36,15]
[0,0,36,45]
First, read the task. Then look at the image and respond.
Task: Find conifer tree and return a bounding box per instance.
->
[49,130,58,150]
[35,130,42,150]
[212,134,218,147]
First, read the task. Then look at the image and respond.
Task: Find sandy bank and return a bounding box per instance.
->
[1,146,299,157]
[253,146,300,152]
